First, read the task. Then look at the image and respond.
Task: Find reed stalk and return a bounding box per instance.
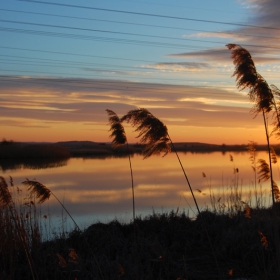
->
[106,109,135,222]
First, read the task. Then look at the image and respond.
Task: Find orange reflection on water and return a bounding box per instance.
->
[1,151,275,225]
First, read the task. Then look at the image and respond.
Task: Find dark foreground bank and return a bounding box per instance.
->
[2,208,280,280]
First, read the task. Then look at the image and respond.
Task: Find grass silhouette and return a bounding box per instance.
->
[227,43,280,275]
[227,43,280,206]
[106,109,135,223]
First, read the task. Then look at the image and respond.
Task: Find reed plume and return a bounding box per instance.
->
[121,108,171,159]
[22,179,50,204]
[0,176,12,207]
[106,109,127,148]
[257,159,270,183]
[257,159,280,202]
[270,146,277,164]
[106,109,135,223]
[271,84,280,137]
[272,181,280,202]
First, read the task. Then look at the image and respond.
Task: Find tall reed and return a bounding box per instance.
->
[106,109,135,222]
[226,44,280,205]
[121,108,200,214]
[227,44,280,275]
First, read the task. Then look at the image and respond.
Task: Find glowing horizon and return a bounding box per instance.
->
[1,1,280,145]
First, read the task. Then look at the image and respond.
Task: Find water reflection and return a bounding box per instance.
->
[1,151,275,229]
[0,158,69,171]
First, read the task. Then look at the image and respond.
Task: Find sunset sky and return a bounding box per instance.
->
[1,0,280,144]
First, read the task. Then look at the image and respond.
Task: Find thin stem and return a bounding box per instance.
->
[51,192,81,231]
[168,134,200,214]
[262,110,275,205]
[126,142,135,222]
[167,135,222,279]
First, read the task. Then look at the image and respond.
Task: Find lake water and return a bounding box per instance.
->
[1,151,276,232]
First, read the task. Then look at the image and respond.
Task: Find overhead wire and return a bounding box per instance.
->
[0,8,277,41]
[0,54,225,74]
[0,26,211,50]
[0,0,277,89]
[18,0,280,31]
[2,53,279,78]
[0,66,232,84]
[2,19,280,50]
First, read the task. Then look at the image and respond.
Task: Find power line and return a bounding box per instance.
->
[113,0,246,15]
[0,45,158,64]
[1,24,280,51]
[2,51,279,77]
[0,26,209,50]
[18,0,280,31]
[0,55,225,74]
[3,19,280,49]
[0,8,274,41]
[0,66,231,84]
[0,19,235,45]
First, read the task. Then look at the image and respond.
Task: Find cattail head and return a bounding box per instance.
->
[22,179,51,203]
[121,108,171,158]
[0,176,12,207]
[106,109,127,148]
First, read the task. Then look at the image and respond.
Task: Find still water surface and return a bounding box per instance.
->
[1,151,276,231]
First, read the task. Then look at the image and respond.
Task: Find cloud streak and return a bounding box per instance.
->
[0,75,267,144]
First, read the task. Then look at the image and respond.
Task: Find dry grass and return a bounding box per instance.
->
[2,208,280,279]
[2,175,280,279]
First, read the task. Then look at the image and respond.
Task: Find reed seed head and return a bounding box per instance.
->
[272,180,280,202]
[226,44,274,114]
[257,159,270,182]
[121,108,171,158]
[0,176,12,207]
[106,109,127,148]
[22,179,51,203]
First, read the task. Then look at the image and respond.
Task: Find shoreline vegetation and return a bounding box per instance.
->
[1,179,280,280]
[1,139,278,160]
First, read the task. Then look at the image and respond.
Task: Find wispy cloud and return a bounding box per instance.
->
[82,67,149,76]
[166,0,280,76]
[0,75,267,143]
[142,62,211,72]
[167,48,230,62]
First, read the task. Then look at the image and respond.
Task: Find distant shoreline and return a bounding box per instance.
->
[0,140,279,160]
[56,141,280,156]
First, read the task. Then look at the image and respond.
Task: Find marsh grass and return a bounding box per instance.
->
[2,170,280,279]
[0,176,101,280]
